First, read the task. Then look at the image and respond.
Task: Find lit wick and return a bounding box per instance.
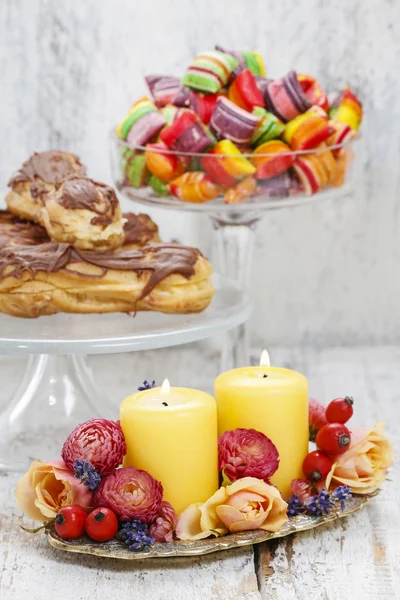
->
[161,378,170,407]
[259,349,270,378]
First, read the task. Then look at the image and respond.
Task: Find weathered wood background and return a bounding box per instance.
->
[1,0,399,346]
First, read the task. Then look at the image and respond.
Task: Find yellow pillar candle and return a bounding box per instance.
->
[214,351,308,498]
[120,379,219,515]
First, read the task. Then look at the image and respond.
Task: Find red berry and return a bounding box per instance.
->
[326,396,354,424]
[302,450,333,482]
[54,506,87,540]
[316,423,351,455]
[85,507,118,542]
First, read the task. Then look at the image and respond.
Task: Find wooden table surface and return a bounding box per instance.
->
[1,345,399,600]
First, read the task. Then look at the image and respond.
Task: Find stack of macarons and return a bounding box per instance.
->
[116,48,362,202]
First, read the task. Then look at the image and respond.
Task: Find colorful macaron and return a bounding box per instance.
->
[257,171,302,198]
[182,51,238,94]
[251,140,294,179]
[330,88,363,130]
[292,144,337,195]
[224,176,257,204]
[297,74,329,112]
[202,139,256,188]
[125,154,148,188]
[261,71,311,122]
[117,97,166,147]
[326,121,356,156]
[251,107,285,146]
[145,142,185,182]
[210,96,260,144]
[149,174,169,196]
[189,91,219,125]
[215,46,266,78]
[228,69,265,111]
[145,76,182,108]
[283,106,334,151]
[160,109,214,154]
[168,172,221,203]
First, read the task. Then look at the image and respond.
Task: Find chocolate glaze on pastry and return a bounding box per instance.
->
[8,150,86,187]
[0,210,49,248]
[55,177,119,226]
[0,241,201,302]
[123,213,159,245]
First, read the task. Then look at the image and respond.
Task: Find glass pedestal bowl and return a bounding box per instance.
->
[110,134,360,364]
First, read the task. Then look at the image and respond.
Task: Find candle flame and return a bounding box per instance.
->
[161,378,170,394]
[259,349,271,367]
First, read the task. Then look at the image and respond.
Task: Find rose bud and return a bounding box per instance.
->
[149,501,178,542]
[218,428,279,484]
[62,418,127,477]
[94,467,163,523]
[309,398,328,442]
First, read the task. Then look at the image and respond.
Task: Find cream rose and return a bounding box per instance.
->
[326,422,393,495]
[176,477,288,540]
[15,459,93,521]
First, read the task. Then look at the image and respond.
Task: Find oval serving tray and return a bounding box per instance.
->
[47,495,368,560]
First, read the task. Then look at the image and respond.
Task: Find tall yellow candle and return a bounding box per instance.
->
[120,380,219,515]
[214,352,308,498]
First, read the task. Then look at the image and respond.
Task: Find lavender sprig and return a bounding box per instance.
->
[120,520,155,551]
[138,380,156,391]
[333,485,352,510]
[287,494,305,517]
[73,459,101,491]
[287,485,353,518]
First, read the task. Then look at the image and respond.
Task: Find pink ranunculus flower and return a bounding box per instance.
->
[15,459,93,522]
[325,422,393,495]
[94,467,163,523]
[176,477,288,540]
[290,478,315,501]
[149,501,178,542]
[218,428,279,484]
[61,418,127,477]
[309,398,328,442]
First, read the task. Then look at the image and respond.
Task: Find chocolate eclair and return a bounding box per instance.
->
[7,150,86,223]
[0,239,213,318]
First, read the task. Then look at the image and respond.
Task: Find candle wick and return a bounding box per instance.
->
[263,374,268,378]
[162,402,169,406]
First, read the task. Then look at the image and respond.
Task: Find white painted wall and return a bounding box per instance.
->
[1,0,399,346]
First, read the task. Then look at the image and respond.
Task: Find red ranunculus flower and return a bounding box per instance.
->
[218,428,279,484]
[61,418,126,477]
[149,501,178,542]
[94,467,163,523]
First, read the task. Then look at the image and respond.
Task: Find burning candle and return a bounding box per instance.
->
[120,379,219,514]
[214,351,309,498]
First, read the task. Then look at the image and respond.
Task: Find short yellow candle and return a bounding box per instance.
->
[214,352,308,498]
[120,380,219,515]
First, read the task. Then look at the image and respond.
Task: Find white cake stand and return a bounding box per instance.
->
[0,274,251,471]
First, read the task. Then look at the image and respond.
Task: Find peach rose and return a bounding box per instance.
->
[15,459,93,521]
[326,422,393,495]
[176,477,288,540]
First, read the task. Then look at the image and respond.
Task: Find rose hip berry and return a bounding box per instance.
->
[85,507,118,542]
[326,396,354,424]
[302,450,333,482]
[54,506,87,540]
[316,423,351,455]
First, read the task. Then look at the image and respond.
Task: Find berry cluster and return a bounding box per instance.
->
[304,396,354,484]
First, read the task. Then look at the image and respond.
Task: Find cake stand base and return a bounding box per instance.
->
[0,354,110,471]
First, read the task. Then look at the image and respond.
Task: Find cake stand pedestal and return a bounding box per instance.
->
[118,184,354,367]
[0,274,251,472]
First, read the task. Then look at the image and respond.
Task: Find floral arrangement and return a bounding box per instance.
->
[15,390,393,551]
